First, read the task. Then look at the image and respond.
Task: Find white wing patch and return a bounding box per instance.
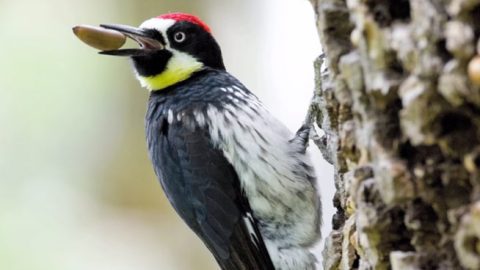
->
[185,85,320,268]
[167,109,174,124]
[200,89,320,268]
[202,89,319,242]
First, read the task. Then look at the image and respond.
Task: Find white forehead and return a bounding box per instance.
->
[139,18,175,32]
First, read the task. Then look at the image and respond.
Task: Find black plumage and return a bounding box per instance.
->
[146,68,275,270]
[94,13,321,269]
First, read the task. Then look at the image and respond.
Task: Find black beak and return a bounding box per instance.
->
[99,24,164,56]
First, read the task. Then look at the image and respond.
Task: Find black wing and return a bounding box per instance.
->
[147,116,275,270]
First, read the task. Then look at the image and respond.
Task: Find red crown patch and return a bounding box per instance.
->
[157,13,211,33]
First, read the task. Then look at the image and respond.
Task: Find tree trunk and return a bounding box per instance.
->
[308,0,480,269]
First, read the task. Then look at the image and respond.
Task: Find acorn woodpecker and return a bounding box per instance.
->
[98,13,321,270]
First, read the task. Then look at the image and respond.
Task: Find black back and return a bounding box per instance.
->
[145,68,274,269]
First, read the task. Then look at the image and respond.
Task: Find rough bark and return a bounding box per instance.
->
[308,1,480,269]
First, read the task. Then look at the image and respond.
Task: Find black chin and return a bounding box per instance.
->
[131,50,173,77]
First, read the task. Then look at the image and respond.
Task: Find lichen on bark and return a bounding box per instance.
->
[309,0,480,269]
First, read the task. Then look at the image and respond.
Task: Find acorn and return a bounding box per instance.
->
[73,25,126,51]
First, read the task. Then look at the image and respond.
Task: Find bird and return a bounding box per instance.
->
[98,13,321,270]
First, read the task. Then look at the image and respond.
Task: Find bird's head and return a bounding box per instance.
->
[101,13,225,91]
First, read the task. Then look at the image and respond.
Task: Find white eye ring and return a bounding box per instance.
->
[173,32,186,43]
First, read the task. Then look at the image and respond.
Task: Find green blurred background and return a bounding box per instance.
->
[0,0,333,269]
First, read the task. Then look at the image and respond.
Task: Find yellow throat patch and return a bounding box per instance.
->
[137,50,203,91]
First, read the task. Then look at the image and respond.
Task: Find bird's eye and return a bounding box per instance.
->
[173,32,186,43]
